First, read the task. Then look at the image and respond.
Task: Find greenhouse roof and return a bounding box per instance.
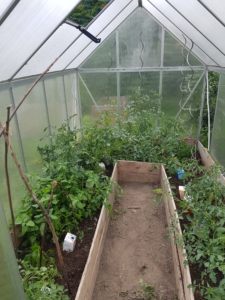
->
[0,0,225,83]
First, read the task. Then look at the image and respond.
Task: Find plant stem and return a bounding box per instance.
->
[4,106,18,257]
[57,181,76,215]
[0,123,72,294]
[40,181,58,268]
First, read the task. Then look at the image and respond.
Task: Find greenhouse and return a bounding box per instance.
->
[1,0,225,300]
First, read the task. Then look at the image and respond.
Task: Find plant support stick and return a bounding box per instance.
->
[4,106,18,257]
[0,123,72,294]
[40,181,58,268]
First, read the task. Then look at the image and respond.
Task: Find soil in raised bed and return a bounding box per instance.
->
[18,211,100,300]
[92,181,177,300]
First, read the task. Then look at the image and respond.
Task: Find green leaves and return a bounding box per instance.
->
[27,220,35,227]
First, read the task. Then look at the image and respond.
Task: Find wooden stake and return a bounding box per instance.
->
[40,181,58,268]
[0,123,72,294]
[4,106,18,257]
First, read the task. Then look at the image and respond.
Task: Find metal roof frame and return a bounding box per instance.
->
[1,0,225,83]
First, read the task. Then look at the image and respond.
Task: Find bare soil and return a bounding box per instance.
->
[92,181,177,300]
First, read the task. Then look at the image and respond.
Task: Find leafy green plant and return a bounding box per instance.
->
[138,279,156,300]
[18,259,69,300]
[168,162,225,299]
[24,245,54,268]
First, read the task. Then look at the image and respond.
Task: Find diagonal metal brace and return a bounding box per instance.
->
[176,71,205,119]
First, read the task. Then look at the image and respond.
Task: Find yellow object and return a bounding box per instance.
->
[179,186,186,200]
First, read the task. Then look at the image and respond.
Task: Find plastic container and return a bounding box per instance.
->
[177,169,185,179]
[63,233,76,252]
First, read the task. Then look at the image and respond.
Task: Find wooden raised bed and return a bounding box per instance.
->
[11,140,223,300]
[76,160,187,300]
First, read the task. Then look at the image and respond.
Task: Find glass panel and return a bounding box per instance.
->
[11,77,49,175]
[200,0,225,26]
[80,32,116,69]
[119,8,161,68]
[148,0,224,66]
[211,74,225,166]
[15,24,80,79]
[164,30,203,67]
[120,72,160,98]
[0,197,26,300]
[44,74,67,128]
[168,0,225,55]
[0,0,81,82]
[178,77,204,137]
[142,0,214,66]
[61,0,138,70]
[161,71,203,124]
[63,72,78,128]
[79,73,117,126]
[0,83,25,220]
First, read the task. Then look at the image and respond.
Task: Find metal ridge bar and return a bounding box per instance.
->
[176,71,205,118]
[79,66,206,73]
[208,66,225,74]
[197,0,225,28]
[64,1,136,70]
[1,69,75,86]
[146,0,219,67]
[165,0,225,57]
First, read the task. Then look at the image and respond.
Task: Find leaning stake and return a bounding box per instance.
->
[0,123,72,294]
[4,106,18,257]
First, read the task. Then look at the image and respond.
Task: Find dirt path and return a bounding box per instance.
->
[92,182,177,300]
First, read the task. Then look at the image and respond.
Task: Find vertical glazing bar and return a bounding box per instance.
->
[9,87,27,173]
[62,74,69,126]
[210,73,222,151]
[42,79,52,142]
[76,70,83,130]
[206,70,210,149]
[197,73,206,140]
[159,27,165,96]
[116,29,121,115]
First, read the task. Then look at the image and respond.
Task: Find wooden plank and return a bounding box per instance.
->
[10,224,23,248]
[198,141,214,167]
[198,141,225,185]
[161,166,185,300]
[119,171,160,183]
[75,164,118,300]
[118,160,161,182]
[182,138,197,146]
[161,166,194,300]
